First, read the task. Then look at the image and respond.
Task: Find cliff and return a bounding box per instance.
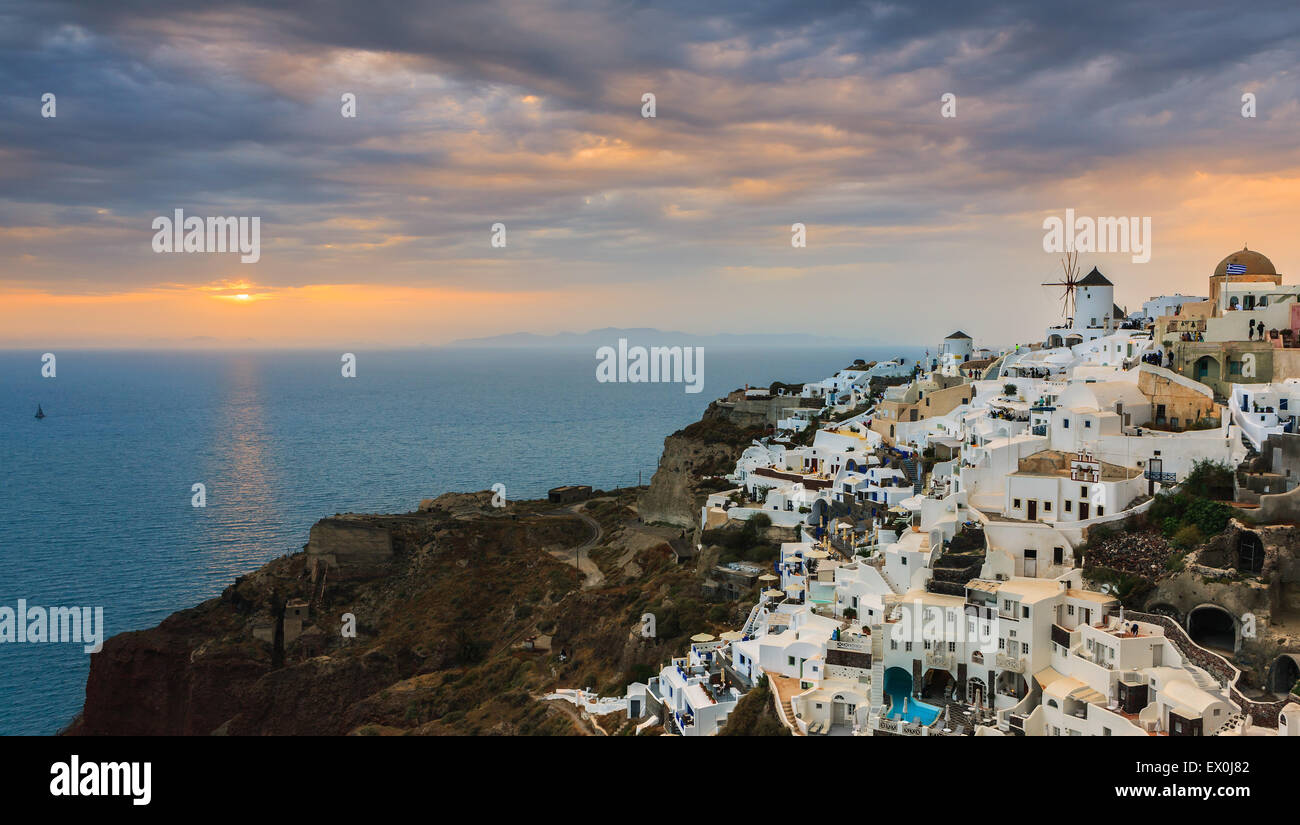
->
[67,491,751,735]
[637,401,767,528]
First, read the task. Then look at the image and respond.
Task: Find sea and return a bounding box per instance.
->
[0,345,922,735]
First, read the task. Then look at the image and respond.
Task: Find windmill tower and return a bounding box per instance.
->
[1041,251,1082,324]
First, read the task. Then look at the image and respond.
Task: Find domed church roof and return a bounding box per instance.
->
[1214,246,1276,277]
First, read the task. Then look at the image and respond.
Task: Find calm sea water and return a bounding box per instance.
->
[0,345,921,734]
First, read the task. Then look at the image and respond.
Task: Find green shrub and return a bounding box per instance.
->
[1170,525,1203,550]
[1183,459,1235,500]
[1184,498,1233,536]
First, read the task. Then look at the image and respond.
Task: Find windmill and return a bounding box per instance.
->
[1042,251,1082,323]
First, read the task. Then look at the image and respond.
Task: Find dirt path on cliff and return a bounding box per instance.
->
[537,695,605,735]
[541,504,605,588]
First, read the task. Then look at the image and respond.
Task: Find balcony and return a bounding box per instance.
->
[995,654,1025,673]
[925,649,954,669]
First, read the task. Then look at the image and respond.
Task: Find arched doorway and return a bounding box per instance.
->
[831,691,862,727]
[922,668,954,701]
[1194,355,1220,383]
[1267,655,1300,695]
[1237,532,1265,575]
[1047,334,1064,348]
[1187,604,1237,654]
[1147,603,1181,623]
[1064,335,1084,348]
[967,676,987,707]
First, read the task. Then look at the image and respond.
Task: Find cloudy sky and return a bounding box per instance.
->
[2,0,1299,347]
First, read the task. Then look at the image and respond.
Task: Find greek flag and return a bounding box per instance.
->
[1226,263,1247,274]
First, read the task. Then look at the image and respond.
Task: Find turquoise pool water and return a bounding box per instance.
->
[882,667,941,725]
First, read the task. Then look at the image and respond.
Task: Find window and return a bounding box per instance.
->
[1084,420,1092,428]
[1043,501,1052,512]
[1068,604,1075,616]
[890,639,897,650]
[1013,498,1021,509]
[1022,606,1029,618]
[905,642,912,652]
[948,642,956,652]
[1230,361,1242,376]
[1080,486,1088,498]
[1097,506,1104,517]
[998,638,1006,650]
[1022,642,1029,654]
[787,656,795,666]
[1063,419,1070,429]
[1065,500,1073,512]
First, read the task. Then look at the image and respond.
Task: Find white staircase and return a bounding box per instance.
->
[870,630,885,713]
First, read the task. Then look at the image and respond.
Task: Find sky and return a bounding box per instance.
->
[2,0,1299,348]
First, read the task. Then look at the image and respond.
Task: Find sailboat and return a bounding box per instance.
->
[35,404,45,420]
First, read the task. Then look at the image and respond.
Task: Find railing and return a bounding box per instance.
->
[925,650,954,669]
[1143,470,1176,483]
[1125,610,1293,729]
[995,654,1025,673]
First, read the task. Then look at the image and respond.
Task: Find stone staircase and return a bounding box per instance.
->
[768,674,802,734]
[903,457,923,494]
[870,631,885,713]
[927,550,984,597]
[1209,710,1247,737]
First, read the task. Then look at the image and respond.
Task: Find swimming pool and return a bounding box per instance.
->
[882,667,942,725]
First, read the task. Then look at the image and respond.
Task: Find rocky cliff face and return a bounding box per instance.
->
[65,486,733,736]
[636,401,766,529]
[67,496,598,735]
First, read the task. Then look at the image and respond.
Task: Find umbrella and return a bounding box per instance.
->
[758,573,778,581]
[805,549,829,559]
[720,630,744,641]
[763,589,785,598]
[690,633,715,642]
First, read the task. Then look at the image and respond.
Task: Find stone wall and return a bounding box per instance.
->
[1127,610,1288,728]
[306,518,395,580]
